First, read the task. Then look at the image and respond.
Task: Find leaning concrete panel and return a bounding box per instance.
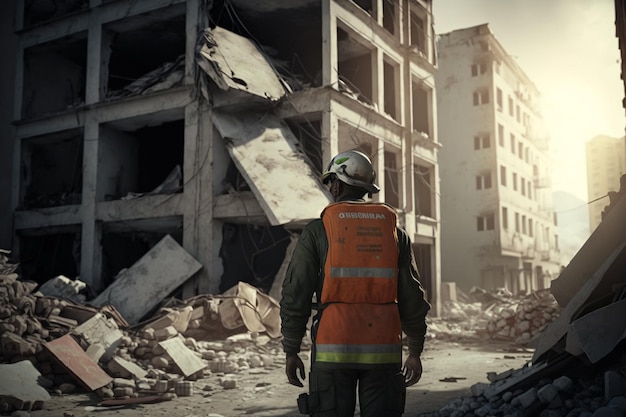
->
[198,26,286,101]
[91,235,202,324]
[533,240,626,362]
[566,298,626,363]
[551,195,626,306]
[212,109,331,226]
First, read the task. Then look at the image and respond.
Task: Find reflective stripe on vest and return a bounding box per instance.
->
[316,344,402,365]
[330,267,396,278]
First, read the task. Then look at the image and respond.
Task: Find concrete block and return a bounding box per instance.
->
[470,382,488,397]
[605,371,626,402]
[538,384,559,403]
[441,282,457,302]
[591,406,625,417]
[553,375,574,392]
[609,397,626,412]
[154,326,178,341]
[517,388,538,408]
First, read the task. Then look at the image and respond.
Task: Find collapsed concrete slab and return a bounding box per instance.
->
[211,109,330,227]
[566,297,626,363]
[198,26,287,101]
[533,240,626,362]
[550,193,626,307]
[91,235,202,324]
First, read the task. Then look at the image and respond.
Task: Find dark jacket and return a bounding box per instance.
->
[280,202,430,359]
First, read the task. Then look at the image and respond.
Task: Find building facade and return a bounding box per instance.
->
[436,24,560,294]
[7,0,442,314]
[585,135,626,232]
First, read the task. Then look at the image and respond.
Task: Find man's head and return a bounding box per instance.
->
[321,150,380,201]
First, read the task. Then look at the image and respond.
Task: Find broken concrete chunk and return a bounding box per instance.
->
[0,360,51,406]
[158,336,207,377]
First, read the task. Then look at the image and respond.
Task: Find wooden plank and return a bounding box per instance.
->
[158,336,206,377]
[44,334,113,391]
[90,235,202,324]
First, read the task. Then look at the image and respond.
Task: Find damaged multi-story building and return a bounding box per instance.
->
[435,24,561,294]
[5,0,442,315]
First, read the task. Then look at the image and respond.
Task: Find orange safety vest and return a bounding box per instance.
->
[314,202,402,367]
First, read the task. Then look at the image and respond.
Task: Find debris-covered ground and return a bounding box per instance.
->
[1,249,625,417]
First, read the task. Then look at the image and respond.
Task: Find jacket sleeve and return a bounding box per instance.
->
[397,227,431,356]
[279,221,322,355]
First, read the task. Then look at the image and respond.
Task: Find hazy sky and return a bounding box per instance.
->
[433,0,624,201]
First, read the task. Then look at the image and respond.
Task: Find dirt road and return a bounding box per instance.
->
[27,338,531,417]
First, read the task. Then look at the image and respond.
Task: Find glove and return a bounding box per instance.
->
[403,354,423,387]
[285,354,306,387]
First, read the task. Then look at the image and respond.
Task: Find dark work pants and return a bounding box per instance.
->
[308,368,406,417]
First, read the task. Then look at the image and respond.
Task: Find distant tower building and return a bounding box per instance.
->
[436,24,561,294]
[585,135,626,231]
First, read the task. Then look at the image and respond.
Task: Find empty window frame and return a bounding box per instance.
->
[515,212,520,232]
[529,218,534,237]
[521,178,526,196]
[98,119,184,201]
[477,213,495,231]
[473,90,489,106]
[383,57,400,122]
[518,142,524,159]
[522,215,527,234]
[474,134,490,150]
[476,172,492,190]
[498,124,504,147]
[337,26,374,106]
[508,96,514,116]
[412,81,430,136]
[105,7,186,97]
[384,150,400,208]
[414,163,433,218]
[383,0,397,36]
[410,10,426,53]
[500,165,507,186]
[22,32,87,119]
[510,134,516,155]
[471,62,487,76]
[496,88,503,111]
[501,206,509,229]
[20,129,83,209]
[512,172,518,191]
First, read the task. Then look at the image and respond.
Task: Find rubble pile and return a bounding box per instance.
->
[484,289,562,344]
[0,251,285,414]
[418,349,626,417]
[427,288,561,346]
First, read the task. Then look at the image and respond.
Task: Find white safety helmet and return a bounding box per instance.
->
[321,150,380,194]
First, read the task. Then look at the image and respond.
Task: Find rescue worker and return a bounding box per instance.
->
[280,150,431,417]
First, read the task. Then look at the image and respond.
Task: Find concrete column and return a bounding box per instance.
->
[185,0,200,85]
[182,102,214,297]
[374,138,385,204]
[321,0,338,88]
[80,113,103,290]
[373,48,383,112]
[321,105,338,165]
[86,14,104,105]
